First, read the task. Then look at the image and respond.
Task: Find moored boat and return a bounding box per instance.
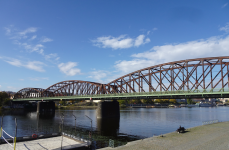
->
[196,102,213,107]
[217,104,224,106]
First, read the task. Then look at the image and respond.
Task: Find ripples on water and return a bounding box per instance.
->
[1,107,229,149]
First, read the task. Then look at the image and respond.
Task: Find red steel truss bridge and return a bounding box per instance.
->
[13,56,229,101]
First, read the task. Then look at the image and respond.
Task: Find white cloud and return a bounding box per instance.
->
[1,57,46,72]
[135,35,145,47]
[19,79,24,81]
[145,38,150,43]
[22,43,44,54]
[58,62,81,76]
[0,85,1,88]
[147,31,150,35]
[19,27,37,36]
[29,77,49,81]
[114,35,229,74]
[93,34,150,49]
[25,61,46,72]
[88,70,110,83]
[45,53,58,60]
[4,26,59,62]
[220,23,229,33]
[4,27,11,35]
[222,3,228,8]
[153,28,158,31]
[30,35,37,40]
[5,58,22,67]
[40,37,53,42]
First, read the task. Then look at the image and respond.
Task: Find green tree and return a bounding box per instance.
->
[169,99,177,104]
[132,99,142,104]
[142,99,154,104]
[187,98,193,104]
[3,98,11,106]
[161,99,169,104]
[0,92,9,106]
[154,99,162,103]
[117,100,126,105]
[59,100,66,106]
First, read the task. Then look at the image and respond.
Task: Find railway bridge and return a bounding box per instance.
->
[12,56,229,118]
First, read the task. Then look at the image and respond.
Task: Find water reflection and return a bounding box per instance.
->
[38,112,55,119]
[2,109,30,116]
[97,118,120,136]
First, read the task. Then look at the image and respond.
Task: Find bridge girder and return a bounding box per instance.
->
[105,56,229,93]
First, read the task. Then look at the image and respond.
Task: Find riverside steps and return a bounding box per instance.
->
[99,121,229,150]
[0,136,89,150]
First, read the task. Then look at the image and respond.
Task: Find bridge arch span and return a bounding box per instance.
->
[106,56,229,93]
[42,80,108,97]
[14,88,45,99]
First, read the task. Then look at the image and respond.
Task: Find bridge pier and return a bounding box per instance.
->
[37,101,55,113]
[97,118,120,136]
[96,100,120,119]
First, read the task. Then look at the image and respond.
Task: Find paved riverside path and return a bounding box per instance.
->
[0,136,88,150]
[99,121,229,150]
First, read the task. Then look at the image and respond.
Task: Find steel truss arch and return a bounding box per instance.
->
[14,88,45,99]
[42,80,108,97]
[105,56,229,93]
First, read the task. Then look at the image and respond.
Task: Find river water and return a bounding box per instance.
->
[1,107,229,149]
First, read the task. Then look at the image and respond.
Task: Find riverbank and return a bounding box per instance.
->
[99,121,229,150]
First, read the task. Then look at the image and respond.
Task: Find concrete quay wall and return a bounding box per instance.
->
[99,121,229,150]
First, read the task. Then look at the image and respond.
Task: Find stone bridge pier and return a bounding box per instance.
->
[96,100,120,119]
[37,101,55,113]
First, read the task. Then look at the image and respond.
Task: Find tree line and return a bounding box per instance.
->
[0,92,11,106]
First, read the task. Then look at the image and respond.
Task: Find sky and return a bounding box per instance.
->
[0,0,229,92]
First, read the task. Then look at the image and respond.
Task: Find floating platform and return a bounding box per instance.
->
[0,136,89,150]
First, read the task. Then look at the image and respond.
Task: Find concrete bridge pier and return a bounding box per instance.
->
[96,100,120,119]
[37,101,55,113]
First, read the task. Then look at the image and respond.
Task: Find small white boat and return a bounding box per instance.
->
[198,103,212,107]
[217,104,224,106]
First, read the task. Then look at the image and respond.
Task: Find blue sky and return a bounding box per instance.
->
[0,0,229,92]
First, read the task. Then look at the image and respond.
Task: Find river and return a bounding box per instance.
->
[1,106,229,149]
